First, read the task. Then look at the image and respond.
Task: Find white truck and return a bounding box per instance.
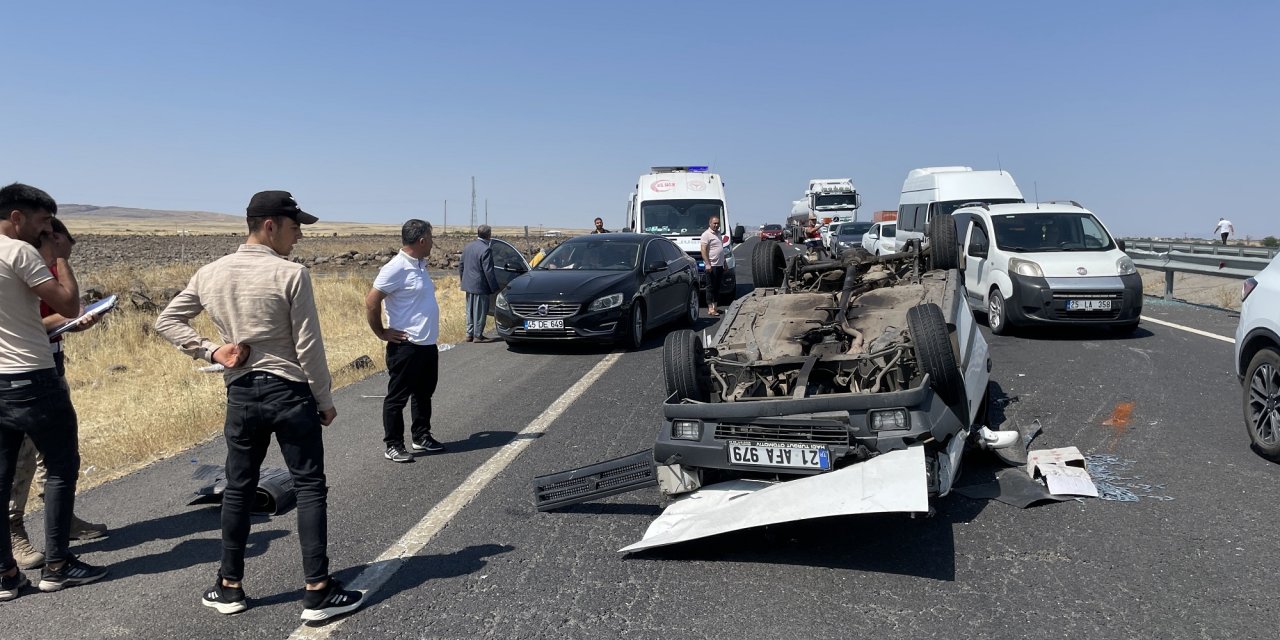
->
[804,178,861,225]
[626,166,738,305]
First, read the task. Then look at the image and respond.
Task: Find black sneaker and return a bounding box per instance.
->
[410,436,446,453]
[37,556,107,592]
[202,577,248,614]
[1,570,29,601]
[384,446,414,463]
[300,578,363,621]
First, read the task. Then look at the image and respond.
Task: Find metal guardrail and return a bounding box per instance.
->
[1123,239,1277,259]
[1125,246,1272,299]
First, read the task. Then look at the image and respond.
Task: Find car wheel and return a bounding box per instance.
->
[928,214,959,270]
[683,285,698,326]
[663,329,708,402]
[627,302,646,349]
[987,288,1010,335]
[1243,347,1280,460]
[907,303,967,411]
[752,241,785,287]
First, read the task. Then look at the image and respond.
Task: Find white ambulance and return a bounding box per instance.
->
[626,166,737,305]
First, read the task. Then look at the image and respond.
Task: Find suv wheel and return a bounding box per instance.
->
[907,303,967,411]
[663,329,709,402]
[1244,347,1280,460]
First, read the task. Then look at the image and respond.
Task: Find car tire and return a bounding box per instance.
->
[928,214,959,271]
[1243,347,1280,460]
[907,303,966,411]
[987,288,1011,336]
[752,241,785,288]
[663,329,709,402]
[626,302,646,349]
[683,284,699,326]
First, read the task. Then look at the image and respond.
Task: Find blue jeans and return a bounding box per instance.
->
[220,373,329,583]
[465,292,491,338]
[0,368,80,571]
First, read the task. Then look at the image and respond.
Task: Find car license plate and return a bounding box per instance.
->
[524,319,564,330]
[727,441,830,470]
[1066,299,1112,311]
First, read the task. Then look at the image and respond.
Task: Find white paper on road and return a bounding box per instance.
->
[619,446,929,553]
[1037,464,1099,497]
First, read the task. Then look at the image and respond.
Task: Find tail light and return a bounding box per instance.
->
[722,234,730,246]
[1242,277,1258,302]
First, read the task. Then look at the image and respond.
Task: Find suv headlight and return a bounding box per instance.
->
[1116,256,1137,276]
[587,293,623,312]
[495,292,509,311]
[1010,257,1044,278]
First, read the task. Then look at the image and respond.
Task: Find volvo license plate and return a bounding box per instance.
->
[525,319,564,330]
[727,441,830,470]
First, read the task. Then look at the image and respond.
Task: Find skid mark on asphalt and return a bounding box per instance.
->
[287,351,624,640]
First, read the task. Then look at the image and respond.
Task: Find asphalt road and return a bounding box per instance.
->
[6,237,1276,639]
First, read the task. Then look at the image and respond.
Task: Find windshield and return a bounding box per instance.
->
[763,224,782,231]
[534,240,641,271]
[837,222,873,238]
[814,194,858,209]
[640,199,724,235]
[991,213,1116,253]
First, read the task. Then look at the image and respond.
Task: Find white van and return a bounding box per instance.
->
[953,201,1142,334]
[895,167,1023,253]
[626,166,737,305]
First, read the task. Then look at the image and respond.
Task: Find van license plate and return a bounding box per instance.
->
[525,319,564,330]
[727,441,830,470]
[1066,299,1112,311]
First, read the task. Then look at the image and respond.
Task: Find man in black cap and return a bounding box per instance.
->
[155,190,362,621]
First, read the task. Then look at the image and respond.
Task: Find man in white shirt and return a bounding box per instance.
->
[365,219,445,463]
[1214,218,1234,245]
[1,183,107,601]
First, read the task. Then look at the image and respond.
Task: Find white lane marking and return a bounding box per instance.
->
[288,351,624,639]
[1140,315,1235,344]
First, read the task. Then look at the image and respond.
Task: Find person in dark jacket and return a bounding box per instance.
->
[459,225,500,342]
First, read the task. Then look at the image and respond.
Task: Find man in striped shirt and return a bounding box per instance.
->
[155,190,361,621]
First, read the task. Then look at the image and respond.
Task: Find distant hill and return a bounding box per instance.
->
[58,204,241,223]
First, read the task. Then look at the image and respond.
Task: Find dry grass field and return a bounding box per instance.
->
[43,263,470,500]
[1138,268,1244,310]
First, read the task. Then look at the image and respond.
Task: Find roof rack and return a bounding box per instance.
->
[956,201,990,210]
[1044,200,1084,208]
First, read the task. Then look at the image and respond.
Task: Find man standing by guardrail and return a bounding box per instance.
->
[1214,217,1235,245]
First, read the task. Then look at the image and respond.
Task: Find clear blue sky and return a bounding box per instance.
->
[3,1,1276,239]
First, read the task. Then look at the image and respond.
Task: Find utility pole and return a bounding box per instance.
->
[470,176,477,232]
[443,200,447,235]
[485,198,489,227]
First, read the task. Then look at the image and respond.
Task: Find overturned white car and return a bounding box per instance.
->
[655,217,1015,499]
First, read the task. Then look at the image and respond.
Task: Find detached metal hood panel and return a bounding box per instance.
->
[620,446,928,553]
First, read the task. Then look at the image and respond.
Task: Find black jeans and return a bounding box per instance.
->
[704,266,725,301]
[0,368,79,572]
[221,373,329,583]
[382,342,438,449]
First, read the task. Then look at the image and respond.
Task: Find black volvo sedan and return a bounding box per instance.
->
[494,233,699,347]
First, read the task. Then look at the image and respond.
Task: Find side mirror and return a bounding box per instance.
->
[867,233,879,240]
[970,244,989,259]
[1117,239,1126,252]
[732,225,745,243]
[645,261,668,273]
[504,262,527,273]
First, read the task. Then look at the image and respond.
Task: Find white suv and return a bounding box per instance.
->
[1235,256,1280,460]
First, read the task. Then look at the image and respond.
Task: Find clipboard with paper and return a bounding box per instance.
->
[48,294,117,339]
